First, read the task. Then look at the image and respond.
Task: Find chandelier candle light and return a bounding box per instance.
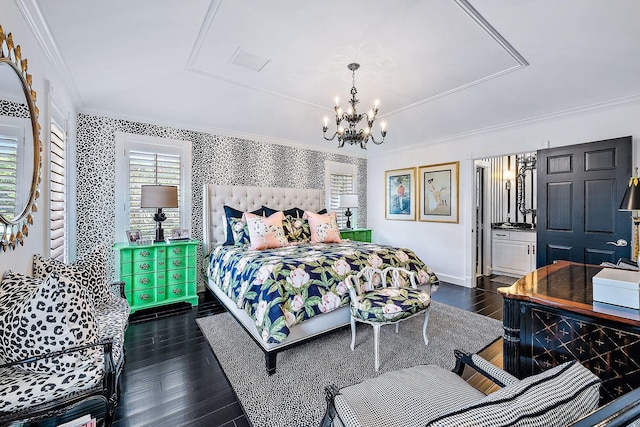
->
[323,63,387,149]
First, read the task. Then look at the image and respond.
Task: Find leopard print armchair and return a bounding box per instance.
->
[0,244,130,426]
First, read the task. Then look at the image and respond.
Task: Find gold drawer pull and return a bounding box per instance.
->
[139,293,150,300]
[172,248,183,254]
[139,250,150,257]
[172,259,183,266]
[172,288,182,295]
[139,277,150,285]
[139,263,150,270]
[172,273,182,280]
[158,290,165,295]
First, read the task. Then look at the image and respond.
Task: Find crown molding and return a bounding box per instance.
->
[384,0,529,117]
[15,0,83,108]
[369,93,640,159]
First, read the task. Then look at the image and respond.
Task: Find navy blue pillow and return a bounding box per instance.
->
[262,206,327,217]
[223,205,264,245]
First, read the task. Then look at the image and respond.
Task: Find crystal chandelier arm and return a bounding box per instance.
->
[369,129,386,145]
[323,130,338,141]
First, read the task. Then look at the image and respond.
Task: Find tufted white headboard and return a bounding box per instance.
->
[203,184,324,253]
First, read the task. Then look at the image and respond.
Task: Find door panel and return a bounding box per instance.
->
[546,182,572,230]
[584,179,615,233]
[537,136,632,267]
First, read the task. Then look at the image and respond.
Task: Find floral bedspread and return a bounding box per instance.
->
[206,241,439,344]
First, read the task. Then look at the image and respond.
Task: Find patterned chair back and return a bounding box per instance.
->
[345,266,417,300]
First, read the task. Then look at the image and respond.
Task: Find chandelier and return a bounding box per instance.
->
[323,63,387,149]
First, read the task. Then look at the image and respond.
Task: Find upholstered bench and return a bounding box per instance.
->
[0,243,129,426]
[321,350,621,427]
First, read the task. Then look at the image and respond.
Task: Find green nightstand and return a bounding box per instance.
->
[114,240,199,313]
[340,228,372,243]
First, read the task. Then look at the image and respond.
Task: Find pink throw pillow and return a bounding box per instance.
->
[305,211,342,243]
[244,211,289,250]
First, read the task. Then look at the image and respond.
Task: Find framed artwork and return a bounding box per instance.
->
[385,167,416,220]
[171,228,190,240]
[418,161,459,223]
[126,229,142,244]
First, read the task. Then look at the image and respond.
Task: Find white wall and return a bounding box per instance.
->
[0,2,77,275]
[368,101,640,287]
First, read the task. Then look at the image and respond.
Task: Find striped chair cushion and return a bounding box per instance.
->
[427,360,601,427]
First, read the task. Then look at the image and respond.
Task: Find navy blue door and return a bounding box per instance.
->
[537,136,632,267]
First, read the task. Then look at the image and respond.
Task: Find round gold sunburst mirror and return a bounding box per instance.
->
[0,25,42,252]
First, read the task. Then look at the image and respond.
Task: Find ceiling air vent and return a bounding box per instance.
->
[230,48,270,72]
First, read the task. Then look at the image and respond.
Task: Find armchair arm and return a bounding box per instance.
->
[110,280,126,298]
[0,339,115,370]
[453,350,519,387]
[320,384,342,427]
[568,387,640,427]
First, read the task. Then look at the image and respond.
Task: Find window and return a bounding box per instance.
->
[49,118,66,261]
[325,161,357,229]
[128,151,181,237]
[115,132,192,242]
[0,129,18,219]
[0,119,29,222]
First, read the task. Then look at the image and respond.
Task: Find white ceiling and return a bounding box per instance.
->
[30,0,640,156]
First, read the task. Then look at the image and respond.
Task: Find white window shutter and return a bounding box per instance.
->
[128,151,181,237]
[50,120,66,261]
[330,172,354,228]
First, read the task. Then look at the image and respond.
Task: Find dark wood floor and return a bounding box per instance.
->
[109,278,506,427]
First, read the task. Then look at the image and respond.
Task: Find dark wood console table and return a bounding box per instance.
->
[498,261,640,403]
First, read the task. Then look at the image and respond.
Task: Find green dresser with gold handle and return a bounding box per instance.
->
[114,240,199,313]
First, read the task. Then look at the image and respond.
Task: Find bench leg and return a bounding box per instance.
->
[373,324,381,371]
[422,308,430,346]
[350,316,356,351]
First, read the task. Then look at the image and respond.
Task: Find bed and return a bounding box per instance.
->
[203,184,439,374]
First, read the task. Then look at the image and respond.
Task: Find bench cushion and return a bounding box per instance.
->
[95,292,130,363]
[0,349,103,413]
[352,288,431,322]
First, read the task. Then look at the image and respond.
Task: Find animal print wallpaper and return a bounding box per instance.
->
[0,99,30,118]
[75,113,367,284]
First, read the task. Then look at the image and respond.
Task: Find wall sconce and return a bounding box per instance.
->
[504,169,514,223]
[504,169,515,191]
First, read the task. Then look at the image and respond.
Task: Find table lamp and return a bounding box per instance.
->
[141,185,178,242]
[619,168,640,265]
[338,194,358,229]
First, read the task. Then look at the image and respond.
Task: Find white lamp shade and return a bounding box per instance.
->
[141,185,178,208]
[338,194,359,209]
